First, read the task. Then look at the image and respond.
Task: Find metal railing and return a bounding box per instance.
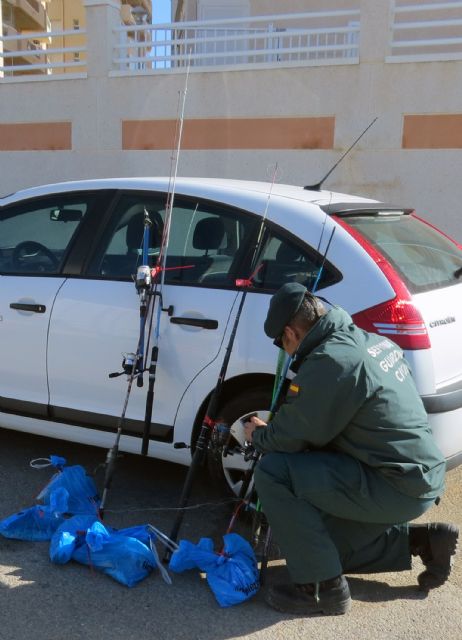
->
[112,10,361,74]
[388,0,462,62]
[0,28,87,79]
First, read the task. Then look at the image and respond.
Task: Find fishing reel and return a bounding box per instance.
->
[135,265,152,294]
[211,422,230,448]
[136,265,152,316]
[224,441,258,462]
[174,421,230,452]
[223,413,258,460]
[109,352,142,380]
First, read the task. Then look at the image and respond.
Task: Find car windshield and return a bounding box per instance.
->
[345,213,462,294]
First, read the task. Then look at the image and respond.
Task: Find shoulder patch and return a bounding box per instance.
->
[288,383,300,397]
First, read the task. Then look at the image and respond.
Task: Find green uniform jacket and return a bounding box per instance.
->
[252,307,446,499]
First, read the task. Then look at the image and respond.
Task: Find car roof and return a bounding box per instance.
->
[0,176,379,212]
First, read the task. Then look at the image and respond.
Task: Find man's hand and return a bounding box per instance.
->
[243,415,267,442]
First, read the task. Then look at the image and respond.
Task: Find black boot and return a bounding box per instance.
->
[409,522,459,591]
[265,575,351,616]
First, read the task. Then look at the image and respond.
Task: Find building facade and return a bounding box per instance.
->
[1,1,462,241]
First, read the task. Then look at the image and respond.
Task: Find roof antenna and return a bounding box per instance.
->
[304,117,378,191]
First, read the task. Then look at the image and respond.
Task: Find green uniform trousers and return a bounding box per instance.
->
[254,451,436,583]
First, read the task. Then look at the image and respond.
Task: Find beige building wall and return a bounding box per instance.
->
[1,0,462,243]
[0,2,3,75]
[47,0,87,71]
[47,0,86,31]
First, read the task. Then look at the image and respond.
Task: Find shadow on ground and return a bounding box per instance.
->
[0,429,459,640]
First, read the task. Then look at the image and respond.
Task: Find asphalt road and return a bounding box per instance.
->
[0,428,460,640]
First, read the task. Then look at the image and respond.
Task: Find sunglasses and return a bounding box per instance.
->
[272,292,324,349]
[273,334,284,349]
[273,325,288,349]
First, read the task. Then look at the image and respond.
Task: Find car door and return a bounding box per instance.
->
[0,194,94,415]
[46,191,258,446]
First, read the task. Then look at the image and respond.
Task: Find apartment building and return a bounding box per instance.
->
[1,0,50,74]
[0,0,151,75]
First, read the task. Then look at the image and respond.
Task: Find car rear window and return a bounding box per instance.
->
[345,213,462,294]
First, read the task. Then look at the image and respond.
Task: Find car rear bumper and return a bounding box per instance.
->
[445,451,462,472]
[427,402,462,471]
[421,379,462,414]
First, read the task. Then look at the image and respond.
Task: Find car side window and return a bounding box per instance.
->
[251,229,340,291]
[0,196,90,275]
[88,196,165,278]
[164,202,255,286]
[88,193,256,287]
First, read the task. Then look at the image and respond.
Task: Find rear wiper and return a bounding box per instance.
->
[455,267,462,279]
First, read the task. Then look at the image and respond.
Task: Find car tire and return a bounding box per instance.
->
[207,387,273,497]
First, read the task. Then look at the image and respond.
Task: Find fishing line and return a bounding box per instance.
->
[104,498,239,515]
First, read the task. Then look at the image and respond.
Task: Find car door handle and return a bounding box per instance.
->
[10,303,46,313]
[170,317,218,330]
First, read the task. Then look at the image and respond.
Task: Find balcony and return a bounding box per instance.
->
[3,2,462,82]
[388,0,462,62]
[10,0,48,31]
[0,28,87,77]
[113,9,361,73]
[2,23,19,53]
[1,36,48,74]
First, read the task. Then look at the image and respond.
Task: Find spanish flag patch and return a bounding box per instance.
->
[288,383,300,397]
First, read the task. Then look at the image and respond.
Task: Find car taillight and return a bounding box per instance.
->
[332,215,431,350]
[351,298,430,350]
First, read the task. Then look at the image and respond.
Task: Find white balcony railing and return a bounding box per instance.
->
[388,0,462,62]
[112,10,361,74]
[0,28,87,78]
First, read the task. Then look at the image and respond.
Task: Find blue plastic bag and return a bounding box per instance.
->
[0,487,70,541]
[50,518,171,587]
[37,463,100,515]
[169,533,260,607]
[72,521,158,587]
[50,514,99,563]
[0,455,99,541]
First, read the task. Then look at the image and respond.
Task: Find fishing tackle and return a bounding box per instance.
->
[140,54,192,457]
[164,166,280,559]
[222,224,337,581]
[99,58,191,514]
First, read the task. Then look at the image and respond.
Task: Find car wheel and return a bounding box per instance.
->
[207,388,272,497]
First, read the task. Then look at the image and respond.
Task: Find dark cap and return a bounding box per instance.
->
[264,282,308,339]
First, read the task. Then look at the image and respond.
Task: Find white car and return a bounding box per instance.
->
[1,177,461,495]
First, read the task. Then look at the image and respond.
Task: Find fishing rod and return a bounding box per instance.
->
[165,115,360,556]
[99,59,191,514]
[164,166,280,560]
[99,207,163,516]
[304,117,378,191]
[311,226,336,292]
[136,209,153,388]
[140,58,191,457]
[223,223,337,582]
[222,350,291,535]
[257,224,337,582]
